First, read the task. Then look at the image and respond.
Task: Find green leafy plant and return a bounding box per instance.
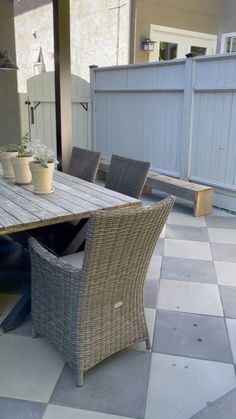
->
[30,144,58,168]
[0,144,21,152]
[18,134,32,157]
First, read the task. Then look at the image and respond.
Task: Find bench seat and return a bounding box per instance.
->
[98,160,213,217]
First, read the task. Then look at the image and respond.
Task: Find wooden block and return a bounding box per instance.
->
[142,185,152,194]
[194,189,213,217]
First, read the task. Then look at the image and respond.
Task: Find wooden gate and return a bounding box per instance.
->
[24,72,92,152]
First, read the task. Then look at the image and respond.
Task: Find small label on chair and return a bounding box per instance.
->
[115,301,123,309]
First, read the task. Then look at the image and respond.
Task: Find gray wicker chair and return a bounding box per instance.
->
[29,196,174,386]
[68,146,101,182]
[105,154,150,198]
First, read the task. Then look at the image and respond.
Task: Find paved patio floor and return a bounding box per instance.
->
[1,193,236,419]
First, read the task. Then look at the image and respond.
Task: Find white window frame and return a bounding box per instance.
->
[221,32,236,53]
[149,25,217,61]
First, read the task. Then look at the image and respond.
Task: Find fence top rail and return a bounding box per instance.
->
[92,53,236,74]
[92,59,186,72]
[193,52,236,62]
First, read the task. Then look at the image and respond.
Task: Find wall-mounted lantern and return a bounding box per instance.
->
[142,38,156,52]
[0,50,18,70]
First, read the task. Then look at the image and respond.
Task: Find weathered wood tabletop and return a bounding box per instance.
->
[0,169,141,236]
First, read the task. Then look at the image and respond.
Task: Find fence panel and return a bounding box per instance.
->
[92,55,236,211]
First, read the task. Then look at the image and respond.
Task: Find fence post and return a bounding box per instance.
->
[89,65,98,150]
[179,55,195,180]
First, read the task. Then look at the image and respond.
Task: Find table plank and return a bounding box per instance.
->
[0,169,141,236]
[1,180,71,217]
[54,171,138,203]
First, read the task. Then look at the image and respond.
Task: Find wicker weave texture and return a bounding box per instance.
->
[29,196,174,385]
[68,147,101,182]
[105,154,150,198]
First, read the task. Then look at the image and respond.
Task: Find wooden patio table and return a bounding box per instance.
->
[0,169,141,236]
[0,168,141,329]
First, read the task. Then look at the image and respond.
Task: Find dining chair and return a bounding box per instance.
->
[68,146,101,182]
[29,195,174,386]
[105,154,150,198]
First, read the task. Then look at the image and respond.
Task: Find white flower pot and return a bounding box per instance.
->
[29,161,55,194]
[0,151,19,179]
[11,156,33,185]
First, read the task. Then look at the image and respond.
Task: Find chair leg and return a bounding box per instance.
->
[145,337,151,350]
[76,371,84,387]
[32,327,39,338]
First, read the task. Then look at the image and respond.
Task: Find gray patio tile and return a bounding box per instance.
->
[164,239,212,260]
[206,215,236,228]
[43,405,135,419]
[214,261,236,286]
[219,286,236,318]
[145,353,236,419]
[226,319,236,364]
[167,212,206,227]
[211,243,236,262]
[153,310,232,363]
[161,257,217,283]
[146,255,162,279]
[0,334,64,402]
[157,280,223,316]
[50,350,151,419]
[0,397,46,419]
[144,279,159,308]
[190,388,236,419]
[152,238,164,256]
[208,228,236,244]
[166,225,209,242]
[8,315,32,337]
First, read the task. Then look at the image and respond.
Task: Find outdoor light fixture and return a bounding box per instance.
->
[0,50,18,70]
[142,38,156,51]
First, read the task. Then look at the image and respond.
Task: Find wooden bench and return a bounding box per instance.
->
[98,160,213,217]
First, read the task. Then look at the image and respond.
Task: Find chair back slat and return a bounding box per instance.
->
[105,154,150,198]
[68,147,101,182]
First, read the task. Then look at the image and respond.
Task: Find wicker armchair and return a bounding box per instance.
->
[29,196,174,386]
[105,154,150,198]
[68,146,101,182]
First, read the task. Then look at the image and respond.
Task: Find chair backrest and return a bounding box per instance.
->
[79,196,174,338]
[105,154,150,198]
[68,147,101,182]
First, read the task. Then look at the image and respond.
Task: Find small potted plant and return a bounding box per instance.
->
[0,144,21,179]
[11,135,33,185]
[29,144,58,194]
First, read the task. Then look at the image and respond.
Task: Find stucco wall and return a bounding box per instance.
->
[219,0,236,37]
[14,0,130,93]
[14,1,54,93]
[134,0,221,63]
[0,0,20,145]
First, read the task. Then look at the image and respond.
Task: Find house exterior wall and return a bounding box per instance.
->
[14,0,130,93]
[219,0,236,36]
[0,0,20,145]
[134,0,221,63]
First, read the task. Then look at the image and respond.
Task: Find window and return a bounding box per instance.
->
[159,41,177,61]
[221,33,236,53]
[32,47,45,76]
[190,46,207,56]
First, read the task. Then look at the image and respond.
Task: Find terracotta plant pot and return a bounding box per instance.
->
[29,161,55,194]
[11,156,33,185]
[0,151,19,179]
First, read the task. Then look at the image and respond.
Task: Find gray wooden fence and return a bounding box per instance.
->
[91,54,236,211]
